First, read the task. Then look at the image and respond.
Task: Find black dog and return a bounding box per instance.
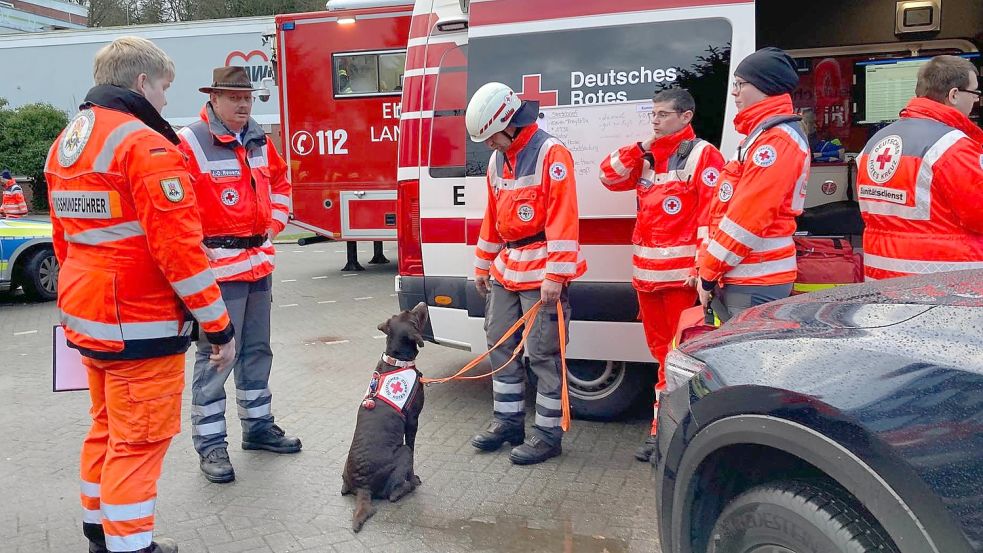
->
[342,302,427,532]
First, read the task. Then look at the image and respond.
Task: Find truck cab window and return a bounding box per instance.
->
[333,50,407,97]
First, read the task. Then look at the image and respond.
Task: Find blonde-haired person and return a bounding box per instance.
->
[45,36,236,553]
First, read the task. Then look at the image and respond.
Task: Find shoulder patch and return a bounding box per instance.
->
[701,167,720,187]
[549,162,568,181]
[718,182,734,203]
[866,135,903,184]
[58,109,96,168]
[751,145,777,168]
[159,178,185,203]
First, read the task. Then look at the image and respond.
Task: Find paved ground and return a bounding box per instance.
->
[0,242,660,553]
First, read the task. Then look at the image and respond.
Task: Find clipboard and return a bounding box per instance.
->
[52,325,88,392]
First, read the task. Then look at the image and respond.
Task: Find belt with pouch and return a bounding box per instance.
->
[202,234,266,249]
[505,231,547,249]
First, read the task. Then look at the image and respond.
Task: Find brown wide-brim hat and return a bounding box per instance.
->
[199,66,262,93]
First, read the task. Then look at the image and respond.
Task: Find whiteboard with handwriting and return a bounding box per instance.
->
[539,100,652,218]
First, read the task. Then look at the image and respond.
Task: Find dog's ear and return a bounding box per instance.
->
[377,319,391,335]
[410,302,429,330]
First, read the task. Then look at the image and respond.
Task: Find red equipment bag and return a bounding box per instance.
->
[793,236,864,294]
[672,305,718,347]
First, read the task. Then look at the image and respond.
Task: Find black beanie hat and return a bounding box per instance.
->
[735,47,799,96]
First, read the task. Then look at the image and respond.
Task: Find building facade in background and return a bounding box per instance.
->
[0,0,87,33]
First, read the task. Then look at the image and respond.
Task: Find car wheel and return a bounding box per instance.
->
[18,247,59,302]
[566,360,652,420]
[709,480,898,553]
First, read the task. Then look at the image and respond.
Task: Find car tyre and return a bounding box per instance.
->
[567,360,652,420]
[18,247,59,302]
[709,479,898,553]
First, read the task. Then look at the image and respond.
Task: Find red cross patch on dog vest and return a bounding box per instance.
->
[367,368,418,413]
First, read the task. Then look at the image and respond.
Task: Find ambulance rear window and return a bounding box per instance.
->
[333,50,406,97]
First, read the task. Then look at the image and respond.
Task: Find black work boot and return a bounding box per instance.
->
[509,435,562,465]
[471,420,525,452]
[142,537,179,552]
[635,434,659,463]
[85,522,108,553]
[199,447,235,483]
[242,424,302,453]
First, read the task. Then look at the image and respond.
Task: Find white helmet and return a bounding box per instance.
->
[466,82,521,142]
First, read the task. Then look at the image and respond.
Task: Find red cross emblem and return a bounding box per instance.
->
[224,191,236,203]
[517,74,558,107]
[221,187,240,206]
[875,147,894,170]
[390,381,404,394]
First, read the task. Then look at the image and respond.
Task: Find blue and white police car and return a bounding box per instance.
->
[0,218,58,301]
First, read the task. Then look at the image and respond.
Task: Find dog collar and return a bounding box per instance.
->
[382,353,415,368]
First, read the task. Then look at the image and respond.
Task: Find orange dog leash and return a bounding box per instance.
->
[420,299,571,431]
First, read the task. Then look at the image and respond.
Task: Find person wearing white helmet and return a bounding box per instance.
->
[468,82,586,465]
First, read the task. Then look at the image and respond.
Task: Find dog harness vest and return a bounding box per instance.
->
[364,365,419,415]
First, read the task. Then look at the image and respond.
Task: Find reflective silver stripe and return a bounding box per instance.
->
[726,256,797,278]
[66,221,145,245]
[191,400,226,418]
[212,252,274,280]
[248,150,268,168]
[238,403,272,419]
[477,238,503,254]
[190,297,228,325]
[633,244,697,260]
[493,381,523,394]
[82,508,102,524]
[547,240,578,253]
[494,256,546,283]
[535,414,561,428]
[697,226,709,241]
[171,269,217,298]
[600,149,630,185]
[493,400,524,413]
[536,393,562,411]
[81,480,100,498]
[93,121,148,173]
[680,140,710,182]
[121,321,179,340]
[105,531,153,552]
[474,258,491,270]
[633,267,692,283]
[546,261,578,274]
[62,311,122,342]
[270,193,291,206]
[507,246,548,262]
[706,239,744,268]
[272,210,289,225]
[102,498,156,522]
[718,216,763,250]
[864,254,983,274]
[178,127,242,174]
[236,388,271,401]
[777,123,809,154]
[193,421,227,436]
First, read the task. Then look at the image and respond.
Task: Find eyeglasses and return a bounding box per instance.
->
[732,79,750,91]
[957,88,982,99]
[649,110,682,121]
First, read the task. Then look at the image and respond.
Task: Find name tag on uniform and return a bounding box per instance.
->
[53,325,88,392]
[211,169,242,178]
[51,191,121,219]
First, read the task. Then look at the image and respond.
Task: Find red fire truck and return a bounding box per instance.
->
[274,0,412,270]
[394,0,982,419]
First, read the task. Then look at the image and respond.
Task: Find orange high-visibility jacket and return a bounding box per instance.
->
[177,105,291,282]
[858,98,983,280]
[474,124,587,291]
[1,179,28,218]
[45,99,233,359]
[600,124,724,292]
[699,94,810,286]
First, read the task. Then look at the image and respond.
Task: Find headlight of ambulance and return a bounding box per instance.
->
[663,349,709,393]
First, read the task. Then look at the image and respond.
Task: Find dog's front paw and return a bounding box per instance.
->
[411,474,422,487]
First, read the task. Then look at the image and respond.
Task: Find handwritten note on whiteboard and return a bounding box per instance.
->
[539,100,652,218]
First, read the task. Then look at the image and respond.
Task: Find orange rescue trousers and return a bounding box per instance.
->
[80,354,184,552]
[637,287,698,435]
